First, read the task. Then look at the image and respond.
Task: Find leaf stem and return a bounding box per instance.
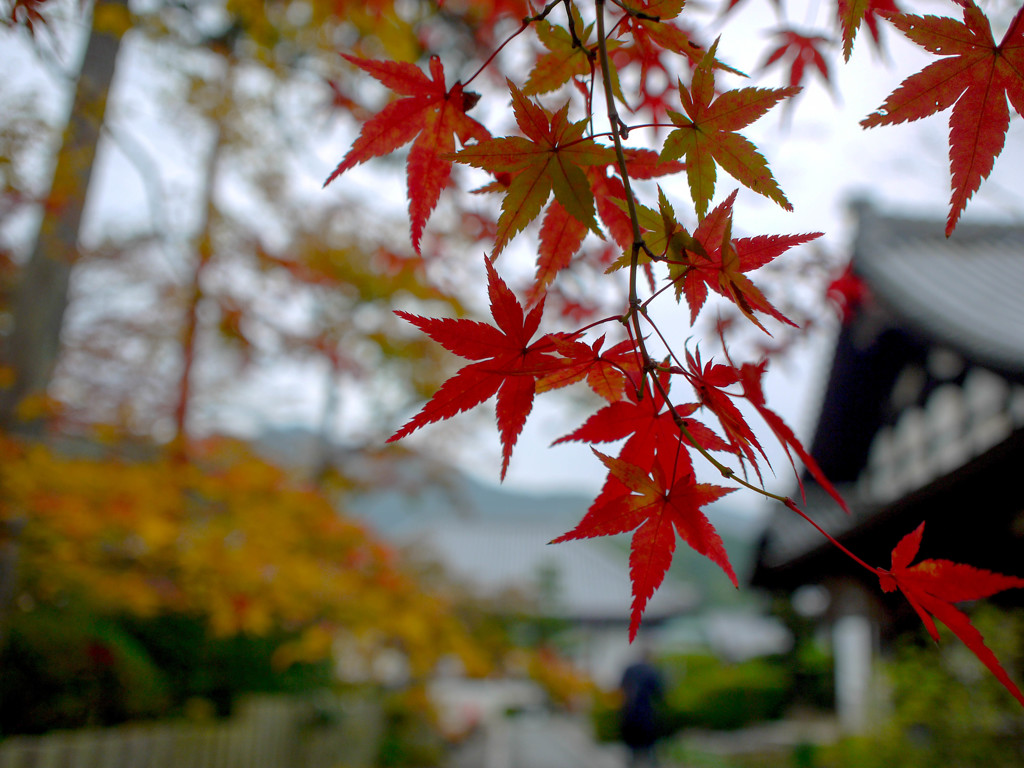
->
[464,0,564,87]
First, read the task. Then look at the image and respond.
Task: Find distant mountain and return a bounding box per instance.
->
[348,470,591,536]
[254,426,762,609]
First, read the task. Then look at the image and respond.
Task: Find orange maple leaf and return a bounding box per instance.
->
[453,81,614,259]
[660,41,798,218]
[324,55,490,253]
[524,10,596,96]
[535,334,641,402]
[861,1,1024,235]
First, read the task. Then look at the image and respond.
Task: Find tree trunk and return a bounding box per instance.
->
[0,0,131,430]
[0,0,130,673]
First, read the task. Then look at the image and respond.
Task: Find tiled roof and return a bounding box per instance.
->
[850,200,1024,380]
[752,202,1024,586]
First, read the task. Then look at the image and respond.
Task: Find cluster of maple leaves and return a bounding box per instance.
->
[325,0,1024,707]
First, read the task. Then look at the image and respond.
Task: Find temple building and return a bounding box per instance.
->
[751,200,1024,731]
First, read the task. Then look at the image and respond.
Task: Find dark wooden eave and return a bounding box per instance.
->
[752,426,1024,593]
[752,201,1024,593]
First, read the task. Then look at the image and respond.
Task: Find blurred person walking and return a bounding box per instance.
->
[619,646,665,767]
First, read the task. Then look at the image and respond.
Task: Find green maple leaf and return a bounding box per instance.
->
[453,81,614,258]
[659,41,798,218]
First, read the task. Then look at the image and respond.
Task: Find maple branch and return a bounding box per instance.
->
[596,0,764,493]
[782,498,879,576]
[596,0,763,494]
[464,0,566,86]
[526,0,566,24]
[606,0,659,22]
[464,19,536,86]
[567,313,627,337]
[594,0,653,354]
[564,1,588,55]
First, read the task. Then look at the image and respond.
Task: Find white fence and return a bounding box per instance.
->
[0,694,381,768]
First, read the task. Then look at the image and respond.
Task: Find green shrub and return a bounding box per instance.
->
[820,605,1024,768]
[666,658,790,730]
[0,605,170,734]
[376,689,445,767]
[590,695,621,742]
[592,653,792,742]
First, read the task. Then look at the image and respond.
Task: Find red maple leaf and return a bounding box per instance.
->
[878,522,1024,707]
[555,373,730,508]
[535,334,641,402]
[553,447,736,640]
[682,347,767,476]
[387,260,556,479]
[666,191,820,332]
[324,55,490,253]
[825,263,868,323]
[527,199,589,305]
[861,1,1024,235]
[760,29,833,92]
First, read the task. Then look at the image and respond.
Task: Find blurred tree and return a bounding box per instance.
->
[0,0,129,430]
[0,0,519,717]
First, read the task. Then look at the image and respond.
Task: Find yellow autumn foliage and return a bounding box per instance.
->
[0,433,490,676]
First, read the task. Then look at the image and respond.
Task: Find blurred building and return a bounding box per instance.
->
[752,200,1024,731]
[351,471,700,688]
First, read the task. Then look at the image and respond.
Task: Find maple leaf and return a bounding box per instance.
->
[555,373,729,508]
[861,1,1024,235]
[324,55,490,253]
[617,2,705,77]
[524,6,625,99]
[825,263,868,323]
[552,448,736,640]
[878,522,1024,707]
[604,186,706,272]
[660,41,798,218]
[838,0,900,60]
[527,199,589,305]
[453,82,614,258]
[387,260,557,479]
[613,1,705,119]
[666,191,819,332]
[535,334,641,402]
[619,0,693,57]
[683,346,767,476]
[760,29,834,92]
[590,152,686,256]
